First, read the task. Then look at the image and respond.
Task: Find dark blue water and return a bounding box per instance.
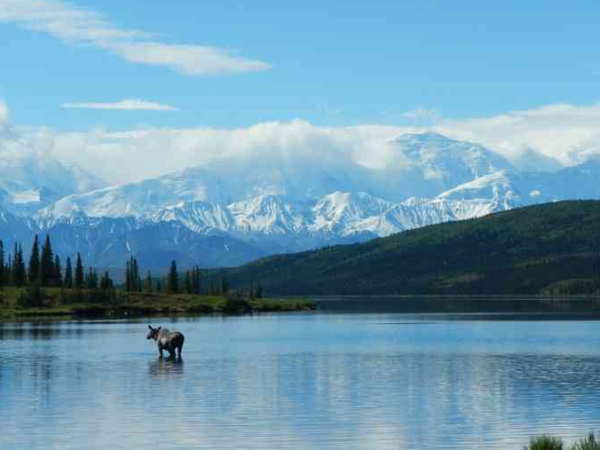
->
[2,313,600,449]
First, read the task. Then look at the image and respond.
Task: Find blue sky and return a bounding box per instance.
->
[2,0,600,131]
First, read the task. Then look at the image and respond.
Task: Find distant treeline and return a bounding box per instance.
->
[0,235,109,290]
[0,235,263,307]
[216,201,600,296]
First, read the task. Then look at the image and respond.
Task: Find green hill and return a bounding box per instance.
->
[216,201,600,295]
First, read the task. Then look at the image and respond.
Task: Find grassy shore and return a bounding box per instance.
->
[0,287,315,321]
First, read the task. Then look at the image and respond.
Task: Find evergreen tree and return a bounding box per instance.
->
[0,239,4,288]
[54,255,62,287]
[64,257,73,289]
[100,271,113,291]
[221,276,230,296]
[14,244,26,287]
[86,268,98,290]
[144,271,153,293]
[125,259,131,291]
[168,260,179,294]
[192,266,201,295]
[28,235,40,284]
[75,253,84,289]
[39,235,55,286]
[184,271,192,294]
[155,278,163,293]
[125,257,141,291]
[132,258,141,292]
[255,281,264,299]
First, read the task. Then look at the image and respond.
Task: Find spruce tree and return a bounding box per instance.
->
[168,260,179,294]
[100,271,112,290]
[29,235,40,284]
[184,271,192,294]
[125,259,131,291]
[155,278,163,293]
[192,266,201,295]
[64,257,73,289]
[39,235,55,287]
[86,268,98,289]
[144,271,153,293]
[75,253,84,289]
[221,276,229,296]
[132,258,140,292]
[54,255,62,287]
[14,244,27,287]
[0,239,4,288]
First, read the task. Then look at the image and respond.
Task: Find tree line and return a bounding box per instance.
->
[0,236,114,290]
[0,235,263,300]
[123,257,261,298]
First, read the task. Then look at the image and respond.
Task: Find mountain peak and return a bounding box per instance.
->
[390,131,455,145]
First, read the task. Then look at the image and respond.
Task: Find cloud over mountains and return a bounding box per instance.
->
[2,96,600,185]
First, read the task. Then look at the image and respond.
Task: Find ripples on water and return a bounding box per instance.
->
[2,314,600,449]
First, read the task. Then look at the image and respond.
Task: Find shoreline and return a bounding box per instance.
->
[0,287,315,322]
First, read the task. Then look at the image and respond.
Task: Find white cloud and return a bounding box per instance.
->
[110,42,270,76]
[4,96,600,186]
[0,99,8,123]
[61,99,177,111]
[402,107,442,123]
[51,120,410,183]
[434,103,600,165]
[0,0,271,75]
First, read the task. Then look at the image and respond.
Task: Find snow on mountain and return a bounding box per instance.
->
[151,201,234,235]
[6,131,600,268]
[38,132,510,221]
[0,152,105,216]
[364,132,514,201]
[310,192,394,235]
[229,195,311,235]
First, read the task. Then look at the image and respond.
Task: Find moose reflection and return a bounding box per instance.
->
[146,325,185,359]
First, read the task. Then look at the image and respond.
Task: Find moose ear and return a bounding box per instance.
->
[158,327,162,331]
[148,325,153,330]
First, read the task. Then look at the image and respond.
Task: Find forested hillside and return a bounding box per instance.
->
[218,201,600,295]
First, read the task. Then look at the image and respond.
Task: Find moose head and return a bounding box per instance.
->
[147,325,162,340]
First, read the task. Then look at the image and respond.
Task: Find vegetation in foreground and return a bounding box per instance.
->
[526,432,600,450]
[0,287,314,321]
[215,201,600,296]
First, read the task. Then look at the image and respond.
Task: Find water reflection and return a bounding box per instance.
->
[2,315,600,449]
[148,357,185,379]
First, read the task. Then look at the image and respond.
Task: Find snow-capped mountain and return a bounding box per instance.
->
[0,152,105,216]
[3,131,600,269]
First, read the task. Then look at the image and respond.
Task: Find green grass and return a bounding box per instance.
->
[0,286,314,321]
[526,434,600,450]
[526,436,564,450]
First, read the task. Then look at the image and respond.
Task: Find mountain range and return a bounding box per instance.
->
[2,131,600,269]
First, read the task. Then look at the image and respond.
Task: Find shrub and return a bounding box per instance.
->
[525,436,564,450]
[571,433,600,450]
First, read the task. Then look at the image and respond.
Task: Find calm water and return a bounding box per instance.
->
[2,313,600,449]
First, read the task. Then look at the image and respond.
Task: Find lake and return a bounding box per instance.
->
[2,312,600,449]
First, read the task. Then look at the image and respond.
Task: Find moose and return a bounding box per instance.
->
[146,325,185,359]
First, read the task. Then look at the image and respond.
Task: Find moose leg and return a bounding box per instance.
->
[158,347,164,358]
